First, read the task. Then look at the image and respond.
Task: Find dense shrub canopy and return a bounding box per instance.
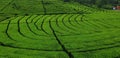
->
[64,0,120,9]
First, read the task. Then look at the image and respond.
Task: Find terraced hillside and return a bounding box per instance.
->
[0,11,120,58]
[0,0,98,14]
[0,0,120,58]
[0,0,98,22]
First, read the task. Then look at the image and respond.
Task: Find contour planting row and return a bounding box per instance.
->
[48,14,94,35]
[51,14,108,36]
[47,13,119,50]
[0,14,120,58]
[36,14,120,53]
[0,15,64,49]
[0,14,73,58]
[45,14,120,58]
[0,17,67,57]
[54,13,120,58]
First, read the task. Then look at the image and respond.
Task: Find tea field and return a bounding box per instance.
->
[0,0,120,58]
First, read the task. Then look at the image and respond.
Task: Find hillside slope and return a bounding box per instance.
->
[0,0,100,22]
[0,0,98,16]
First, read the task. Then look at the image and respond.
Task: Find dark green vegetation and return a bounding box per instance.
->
[0,0,120,58]
[64,0,120,9]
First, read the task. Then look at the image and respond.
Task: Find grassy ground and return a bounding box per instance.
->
[0,0,120,58]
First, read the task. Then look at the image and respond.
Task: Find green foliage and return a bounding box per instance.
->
[0,11,120,57]
[66,0,120,9]
[0,0,120,58]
